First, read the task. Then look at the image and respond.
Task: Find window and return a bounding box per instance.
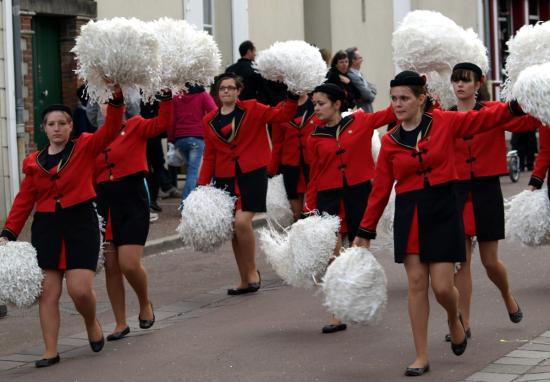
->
[497,0,513,79]
[203,0,214,35]
[528,0,540,24]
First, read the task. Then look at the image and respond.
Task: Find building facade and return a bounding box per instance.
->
[1,0,549,223]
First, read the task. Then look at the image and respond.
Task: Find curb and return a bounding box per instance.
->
[143,214,268,256]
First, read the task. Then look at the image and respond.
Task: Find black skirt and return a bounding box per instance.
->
[454,176,505,241]
[31,200,100,271]
[317,178,371,242]
[394,182,466,264]
[214,165,268,213]
[280,164,310,199]
[96,173,150,246]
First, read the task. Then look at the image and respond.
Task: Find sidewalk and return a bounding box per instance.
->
[2,176,550,381]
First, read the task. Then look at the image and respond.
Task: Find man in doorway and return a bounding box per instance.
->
[346,47,377,112]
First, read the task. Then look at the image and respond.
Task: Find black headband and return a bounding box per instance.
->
[453,62,483,78]
[41,104,72,121]
[390,71,426,87]
[313,83,346,101]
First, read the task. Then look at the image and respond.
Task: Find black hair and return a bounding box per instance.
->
[451,68,482,83]
[330,50,348,71]
[345,47,358,64]
[239,40,255,57]
[313,83,346,112]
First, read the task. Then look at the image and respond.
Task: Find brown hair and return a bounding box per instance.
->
[451,68,481,83]
[42,111,72,126]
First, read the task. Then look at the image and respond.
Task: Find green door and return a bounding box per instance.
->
[32,17,62,149]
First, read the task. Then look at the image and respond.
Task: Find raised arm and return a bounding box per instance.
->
[257,96,298,125]
[138,94,174,139]
[447,101,526,139]
[359,104,396,130]
[86,93,125,156]
[0,158,38,241]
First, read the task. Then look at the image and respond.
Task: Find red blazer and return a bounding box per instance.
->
[1,104,125,239]
[268,108,319,175]
[530,124,550,188]
[198,98,297,184]
[359,102,527,237]
[94,99,173,184]
[305,106,396,211]
[453,101,541,180]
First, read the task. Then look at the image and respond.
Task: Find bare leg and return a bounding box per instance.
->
[404,255,430,368]
[38,270,64,359]
[65,269,102,342]
[430,262,465,344]
[104,242,128,332]
[117,245,153,321]
[478,241,519,313]
[232,210,259,289]
[453,237,473,330]
[289,195,304,221]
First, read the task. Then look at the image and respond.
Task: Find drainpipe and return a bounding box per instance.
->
[4,0,20,198]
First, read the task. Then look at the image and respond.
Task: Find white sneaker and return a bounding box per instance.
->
[149,212,159,223]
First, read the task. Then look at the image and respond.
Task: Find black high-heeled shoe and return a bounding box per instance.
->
[89,320,104,352]
[450,314,468,356]
[139,302,155,329]
[404,364,430,377]
[35,354,60,368]
[509,299,523,323]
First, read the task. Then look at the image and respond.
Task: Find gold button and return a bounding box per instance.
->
[121,131,125,136]
[348,130,352,134]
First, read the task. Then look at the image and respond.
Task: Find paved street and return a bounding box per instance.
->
[1,175,550,381]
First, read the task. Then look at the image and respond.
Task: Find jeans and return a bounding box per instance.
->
[174,137,205,201]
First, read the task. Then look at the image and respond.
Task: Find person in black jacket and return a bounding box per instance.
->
[325,50,359,110]
[225,41,263,101]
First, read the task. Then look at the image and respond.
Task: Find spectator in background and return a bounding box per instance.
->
[346,47,377,112]
[319,48,332,68]
[168,85,217,203]
[325,50,359,111]
[225,40,264,101]
[511,131,538,171]
[73,85,96,138]
[86,95,140,129]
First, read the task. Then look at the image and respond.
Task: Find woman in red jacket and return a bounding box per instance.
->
[306,83,396,333]
[529,124,550,197]
[269,93,316,220]
[198,73,298,295]
[445,63,541,342]
[95,91,173,342]
[0,87,125,367]
[353,71,531,376]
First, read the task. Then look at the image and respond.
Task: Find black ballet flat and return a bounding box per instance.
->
[450,314,468,356]
[35,354,60,368]
[227,271,261,296]
[321,323,347,334]
[509,300,523,323]
[139,302,156,329]
[445,327,471,342]
[106,326,130,341]
[404,364,430,377]
[89,336,105,353]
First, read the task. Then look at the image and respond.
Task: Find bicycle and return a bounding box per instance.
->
[507,150,520,183]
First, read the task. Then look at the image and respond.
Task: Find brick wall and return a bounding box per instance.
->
[20,12,35,154]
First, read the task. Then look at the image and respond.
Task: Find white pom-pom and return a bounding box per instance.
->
[177,185,236,252]
[512,63,550,125]
[257,227,295,285]
[322,247,387,324]
[0,242,43,308]
[505,189,550,247]
[152,18,220,89]
[72,18,160,104]
[287,214,340,288]
[393,10,488,109]
[378,188,396,238]
[255,41,326,94]
[502,21,550,101]
[266,175,294,228]
[96,212,106,274]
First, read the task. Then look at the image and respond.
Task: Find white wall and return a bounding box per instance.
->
[97,0,184,20]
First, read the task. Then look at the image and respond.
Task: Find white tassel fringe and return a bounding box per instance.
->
[322,247,387,324]
[0,242,43,308]
[505,189,550,247]
[266,175,294,228]
[177,185,236,252]
[512,63,550,125]
[255,41,327,94]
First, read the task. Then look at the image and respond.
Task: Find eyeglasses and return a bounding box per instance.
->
[219,86,238,92]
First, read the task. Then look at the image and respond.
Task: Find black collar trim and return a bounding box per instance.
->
[389,114,433,149]
[311,115,354,138]
[36,140,76,174]
[208,104,246,143]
